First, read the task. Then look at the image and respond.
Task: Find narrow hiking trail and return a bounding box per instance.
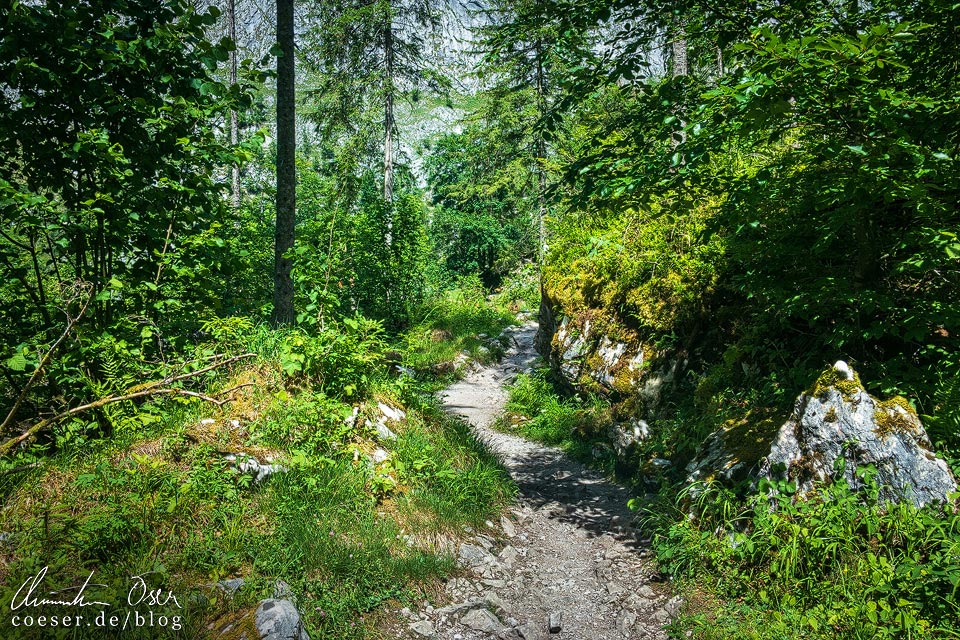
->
[396,321,679,640]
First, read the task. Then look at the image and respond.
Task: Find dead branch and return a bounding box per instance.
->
[0,353,257,458]
[0,462,41,476]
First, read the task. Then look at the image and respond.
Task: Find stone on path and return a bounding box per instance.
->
[547,612,562,634]
[409,620,436,638]
[500,515,516,537]
[461,608,501,633]
[254,599,310,640]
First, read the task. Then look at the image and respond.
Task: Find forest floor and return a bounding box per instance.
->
[388,321,678,640]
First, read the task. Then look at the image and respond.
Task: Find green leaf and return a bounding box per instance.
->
[5,352,27,372]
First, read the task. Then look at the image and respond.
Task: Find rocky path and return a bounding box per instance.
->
[398,321,678,640]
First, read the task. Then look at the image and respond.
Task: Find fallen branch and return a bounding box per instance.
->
[0,462,41,476]
[0,354,257,458]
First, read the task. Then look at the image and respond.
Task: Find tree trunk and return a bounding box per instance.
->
[671,21,688,148]
[534,39,547,265]
[228,0,240,209]
[273,0,296,326]
[671,22,688,77]
[383,11,395,249]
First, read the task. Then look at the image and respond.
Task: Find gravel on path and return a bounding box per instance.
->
[397,320,677,640]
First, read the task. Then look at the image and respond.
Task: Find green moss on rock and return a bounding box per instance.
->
[720,412,780,470]
[874,396,920,439]
[809,365,863,401]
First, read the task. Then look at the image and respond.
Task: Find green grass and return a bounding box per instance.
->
[642,473,960,640]
[402,278,517,376]
[498,370,619,476]
[0,314,515,639]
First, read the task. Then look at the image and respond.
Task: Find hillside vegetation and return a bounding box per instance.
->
[1,0,958,638]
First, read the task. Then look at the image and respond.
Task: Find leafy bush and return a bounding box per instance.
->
[644,470,960,639]
[278,316,386,398]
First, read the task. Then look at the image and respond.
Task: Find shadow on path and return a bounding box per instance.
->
[442,321,646,549]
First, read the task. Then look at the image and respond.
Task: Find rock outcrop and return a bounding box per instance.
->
[535,300,682,460]
[213,597,310,640]
[687,361,957,507]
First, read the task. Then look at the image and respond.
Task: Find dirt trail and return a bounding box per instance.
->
[398,321,677,640]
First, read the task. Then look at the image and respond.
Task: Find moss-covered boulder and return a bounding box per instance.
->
[688,361,957,507]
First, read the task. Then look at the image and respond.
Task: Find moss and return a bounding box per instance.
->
[612,363,641,395]
[809,365,863,401]
[720,412,780,471]
[584,352,605,374]
[879,395,918,417]
[210,607,259,640]
[874,396,920,439]
[824,406,838,422]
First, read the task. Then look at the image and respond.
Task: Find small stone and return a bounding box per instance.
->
[372,448,390,464]
[461,608,501,633]
[436,599,483,616]
[215,578,245,595]
[408,620,435,638]
[375,420,397,441]
[548,612,562,634]
[378,402,406,422]
[500,516,516,537]
[637,585,656,599]
[475,534,495,549]
[458,543,490,566]
[616,610,637,636]
[833,360,855,381]
[499,546,518,566]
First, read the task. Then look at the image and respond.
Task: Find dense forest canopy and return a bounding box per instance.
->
[0,0,958,638]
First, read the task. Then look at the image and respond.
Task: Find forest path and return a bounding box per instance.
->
[398,321,677,640]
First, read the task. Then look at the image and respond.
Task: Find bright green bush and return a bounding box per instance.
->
[644,469,960,639]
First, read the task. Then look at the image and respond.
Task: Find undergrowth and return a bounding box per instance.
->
[642,470,960,639]
[0,285,515,639]
[402,275,517,380]
[499,370,618,477]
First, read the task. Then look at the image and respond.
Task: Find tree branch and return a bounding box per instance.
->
[0,376,255,458]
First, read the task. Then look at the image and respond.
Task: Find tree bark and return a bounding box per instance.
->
[228,0,240,209]
[383,9,395,249]
[671,20,688,148]
[672,22,688,77]
[534,38,547,265]
[273,0,296,326]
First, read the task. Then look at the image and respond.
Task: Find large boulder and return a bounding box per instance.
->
[688,361,957,508]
